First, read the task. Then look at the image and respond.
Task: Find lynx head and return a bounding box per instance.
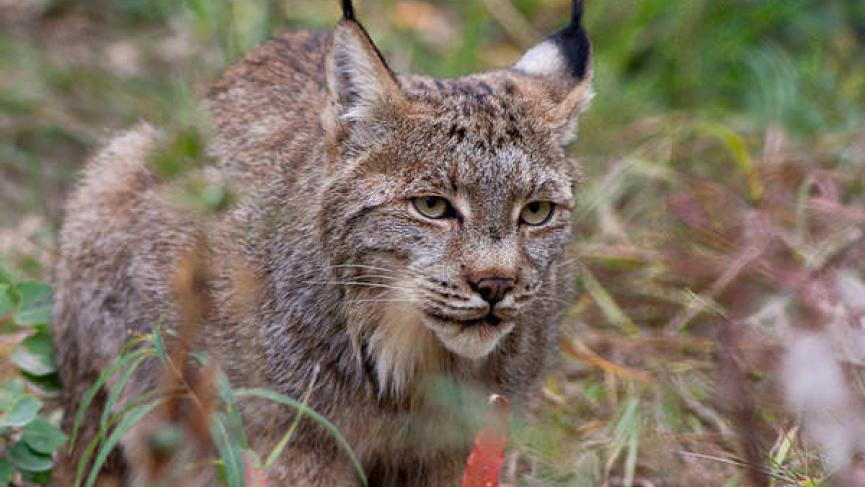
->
[319,0,592,393]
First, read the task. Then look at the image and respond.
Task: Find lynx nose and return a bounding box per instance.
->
[471,277,515,306]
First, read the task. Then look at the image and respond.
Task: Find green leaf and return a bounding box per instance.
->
[11,331,56,376]
[13,281,52,326]
[0,284,13,316]
[21,371,62,398]
[7,441,53,473]
[0,259,12,285]
[0,379,25,410]
[20,468,53,485]
[23,418,68,454]
[0,394,42,428]
[0,457,12,486]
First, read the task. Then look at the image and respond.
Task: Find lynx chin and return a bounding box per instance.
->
[53,0,593,485]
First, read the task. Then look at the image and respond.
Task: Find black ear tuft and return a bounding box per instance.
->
[571,0,584,25]
[514,0,591,81]
[514,0,593,144]
[342,0,356,21]
[552,0,590,80]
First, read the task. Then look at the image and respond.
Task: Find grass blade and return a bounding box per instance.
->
[577,262,640,336]
[606,398,641,481]
[73,389,163,487]
[695,122,763,203]
[81,398,165,487]
[265,366,319,469]
[68,348,153,452]
[211,412,245,487]
[98,353,150,434]
[215,371,249,451]
[153,324,167,364]
[235,387,368,486]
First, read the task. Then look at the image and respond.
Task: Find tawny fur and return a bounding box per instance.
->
[53,4,593,486]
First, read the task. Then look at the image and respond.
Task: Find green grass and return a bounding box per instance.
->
[64,325,367,487]
[2,0,865,485]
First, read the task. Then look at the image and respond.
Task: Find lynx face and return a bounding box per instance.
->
[319,7,592,378]
[323,81,578,359]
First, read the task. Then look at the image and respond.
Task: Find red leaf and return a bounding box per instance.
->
[461,394,510,487]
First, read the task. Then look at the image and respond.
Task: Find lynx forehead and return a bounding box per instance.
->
[53,1,593,485]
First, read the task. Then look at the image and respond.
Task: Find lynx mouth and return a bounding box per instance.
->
[421,310,514,359]
[426,311,503,328]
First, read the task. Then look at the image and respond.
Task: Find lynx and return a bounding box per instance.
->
[53,0,593,485]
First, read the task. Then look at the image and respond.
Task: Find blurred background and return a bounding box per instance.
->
[2,0,865,485]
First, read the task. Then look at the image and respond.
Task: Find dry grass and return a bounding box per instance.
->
[2,1,865,486]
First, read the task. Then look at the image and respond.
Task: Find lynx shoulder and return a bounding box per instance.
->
[53,1,593,485]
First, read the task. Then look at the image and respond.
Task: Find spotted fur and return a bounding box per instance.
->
[53,1,593,485]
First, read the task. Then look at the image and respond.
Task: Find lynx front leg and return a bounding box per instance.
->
[418,456,467,487]
[266,447,362,487]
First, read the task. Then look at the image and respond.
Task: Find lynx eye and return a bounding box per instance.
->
[412,196,453,220]
[520,201,555,226]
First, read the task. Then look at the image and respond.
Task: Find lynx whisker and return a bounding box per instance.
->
[348,299,425,305]
[341,273,405,281]
[301,280,415,292]
[554,257,578,268]
[329,263,392,271]
[328,263,416,276]
[531,295,573,306]
[328,264,426,281]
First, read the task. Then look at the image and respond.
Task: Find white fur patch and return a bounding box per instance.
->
[347,278,513,398]
[329,24,395,123]
[515,41,566,77]
[368,300,445,398]
[432,321,515,360]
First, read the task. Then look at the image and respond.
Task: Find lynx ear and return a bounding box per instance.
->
[515,0,593,144]
[326,1,404,126]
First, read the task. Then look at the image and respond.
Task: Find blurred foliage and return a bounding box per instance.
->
[0,260,66,486]
[2,0,864,224]
[63,324,367,487]
[1,0,864,485]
